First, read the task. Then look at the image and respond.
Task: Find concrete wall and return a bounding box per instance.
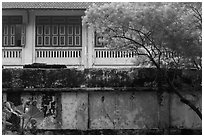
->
[3,90,201,130]
[2,68,202,131]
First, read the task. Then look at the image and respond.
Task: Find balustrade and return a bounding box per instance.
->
[94,48,136,66]
[35,48,82,65]
[2,48,22,66]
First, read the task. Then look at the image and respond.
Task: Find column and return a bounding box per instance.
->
[22,10,35,65]
[87,26,94,68]
[81,24,88,68]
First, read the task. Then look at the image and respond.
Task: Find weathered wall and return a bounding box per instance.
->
[3,91,201,130]
[89,91,159,129]
[2,68,202,131]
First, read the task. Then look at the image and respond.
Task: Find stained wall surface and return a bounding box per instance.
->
[3,91,202,130]
[2,68,202,130]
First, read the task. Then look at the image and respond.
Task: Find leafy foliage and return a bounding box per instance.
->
[83,2,202,69]
[83,2,202,119]
[2,100,44,135]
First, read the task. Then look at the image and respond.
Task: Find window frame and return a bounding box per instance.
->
[2,16,25,47]
[95,32,106,47]
[35,16,82,47]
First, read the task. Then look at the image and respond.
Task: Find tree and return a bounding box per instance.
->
[83,2,202,119]
[2,100,44,135]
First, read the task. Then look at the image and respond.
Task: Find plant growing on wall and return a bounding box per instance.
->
[83,2,202,119]
[2,100,44,135]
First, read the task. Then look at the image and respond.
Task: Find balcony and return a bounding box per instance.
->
[35,47,82,66]
[2,47,138,68]
[2,47,22,66]
[93,48,136,67]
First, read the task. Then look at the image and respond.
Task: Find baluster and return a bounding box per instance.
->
[56,51,58,58]
[40,51,43,58]
[6,51,7,58]
[16,51,18,58]
[126,51,129,58]
[38,51,40,58]
[51,51,53,58]
[9,51,11,58]
[15,51,18,58]
[48,51,50,58]
[67,51,70,57]
[8,51,10,58]
[12,51,16,58]
[44,51,47,58]
[53,51,55,58]
[19,51,21,58]
[61,51,63,58]
[76,51,79,57]
[75,51,77,58]
[11,51,13,58]
[96,51,98,58]
[40,51,42,58]
[113,51,115,58]
[129,52,131,58]
[43,51,45,58]
[101,50,103,58]
[79,50,81,57]
[50,51,52,58]
[98,51,100,58]
[44,50,48,58]
[104,51,106,58]
[65,51,67,58]
[74,51,76,58]
[55,51,57,58]
[59,51,62,58]
[57,51,59,58]
[63,51,65,58]
[70,51,73,58]
[62,51,64,58]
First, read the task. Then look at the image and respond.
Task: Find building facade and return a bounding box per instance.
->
[2,2,137,68]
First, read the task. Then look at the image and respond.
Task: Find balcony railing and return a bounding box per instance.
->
[35,47,82,66]
[93,48,136,66]
[2,47,138,67]
[2,47,22,66]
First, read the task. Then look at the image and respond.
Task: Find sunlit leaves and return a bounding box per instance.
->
[83,2,202,69]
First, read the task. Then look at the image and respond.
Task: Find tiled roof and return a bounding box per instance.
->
[2,2,108,9]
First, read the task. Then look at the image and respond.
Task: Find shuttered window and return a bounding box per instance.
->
[95,33,106,47]
[2,16,25,47]
[36,16,82,47]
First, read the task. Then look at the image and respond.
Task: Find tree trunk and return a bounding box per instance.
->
[167,78,202,120]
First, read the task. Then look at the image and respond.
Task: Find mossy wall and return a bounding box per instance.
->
[2,68,165,89]
[2,68,202,133]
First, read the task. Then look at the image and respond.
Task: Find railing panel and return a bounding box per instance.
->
[94,49,136,66]
[2,48,22,65]
[35,48,82,65]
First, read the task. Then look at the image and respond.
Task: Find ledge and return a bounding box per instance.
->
[2,87,156,93]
